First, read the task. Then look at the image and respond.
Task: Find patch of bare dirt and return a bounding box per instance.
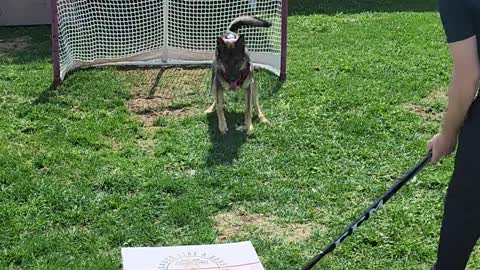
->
[125,67,210,128]
[405,88,447,121]
[428,88,448,102]
[124,69,162,97]
[128,97,170,114]
[110,139,122,152]
[213,209,316,243]
[405,104,434,119]
[0,36,32,56]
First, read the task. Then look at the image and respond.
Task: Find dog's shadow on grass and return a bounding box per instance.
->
[206,111,248,166]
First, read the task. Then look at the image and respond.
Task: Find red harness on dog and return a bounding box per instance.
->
[223,65,252,90]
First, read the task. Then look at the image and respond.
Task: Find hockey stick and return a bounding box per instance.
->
[303,151,432,270]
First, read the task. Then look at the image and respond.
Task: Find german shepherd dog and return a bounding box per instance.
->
[205,16,271,134]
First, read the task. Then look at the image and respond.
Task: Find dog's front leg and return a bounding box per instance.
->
[252,78,269,125]
[245,84,253,133]
[205,72,217,114]
[216,83,227,134]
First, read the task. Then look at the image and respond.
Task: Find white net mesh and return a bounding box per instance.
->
[55,0,283,81]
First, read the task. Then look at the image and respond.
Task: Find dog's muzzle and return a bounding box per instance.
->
[227,80,242,89]
[223,66,251,90]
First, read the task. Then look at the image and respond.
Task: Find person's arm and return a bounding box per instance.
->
[442,37,480,138]
[428,0,479,163]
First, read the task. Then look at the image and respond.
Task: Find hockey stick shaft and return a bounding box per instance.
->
[303,151,432,270]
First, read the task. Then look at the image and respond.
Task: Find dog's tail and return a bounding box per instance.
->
[228,16,271,32]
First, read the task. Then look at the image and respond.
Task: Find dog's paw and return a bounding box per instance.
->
[259,116,270,125]
[234,124,253,134]
[219,124,228,135]
[205,105,215,114]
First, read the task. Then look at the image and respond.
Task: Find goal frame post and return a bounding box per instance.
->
[51,0,61,88]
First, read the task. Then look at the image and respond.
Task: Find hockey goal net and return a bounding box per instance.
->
[50,0,287,86]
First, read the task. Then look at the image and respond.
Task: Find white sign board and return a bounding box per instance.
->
[121,241,264,270]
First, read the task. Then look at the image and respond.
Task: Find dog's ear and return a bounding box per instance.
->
[236,34,245,50]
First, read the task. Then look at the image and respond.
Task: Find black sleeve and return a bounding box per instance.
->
[438,0,475,43]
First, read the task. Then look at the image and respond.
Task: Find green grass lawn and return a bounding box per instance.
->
[1,1,479,269]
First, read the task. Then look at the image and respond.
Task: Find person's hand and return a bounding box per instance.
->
[427,132,457,164]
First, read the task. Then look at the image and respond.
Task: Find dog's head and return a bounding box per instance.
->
[216,33,249,84]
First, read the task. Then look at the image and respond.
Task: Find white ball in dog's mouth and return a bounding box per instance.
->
[226,33,236,40]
